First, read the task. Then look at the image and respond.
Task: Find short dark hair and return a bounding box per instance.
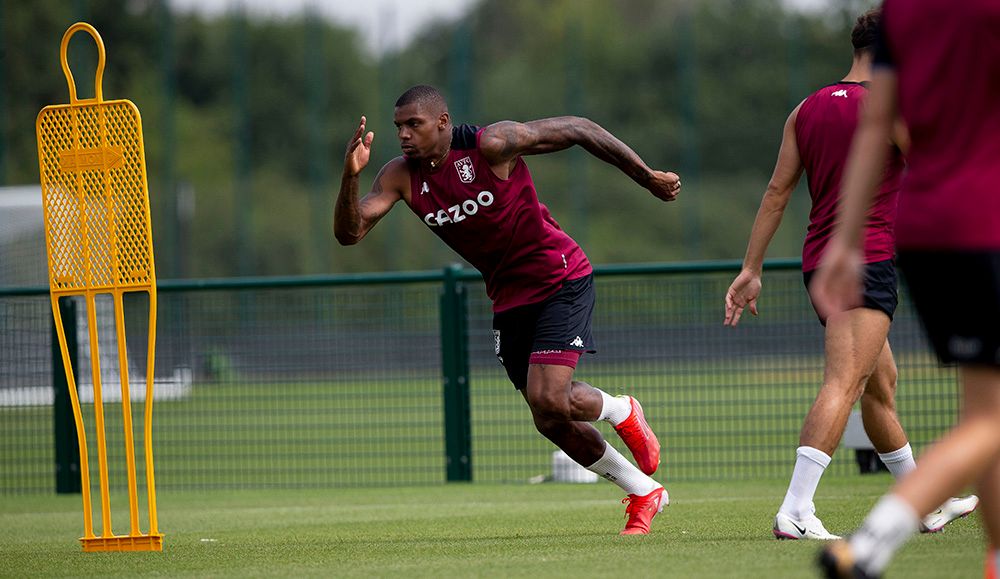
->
[395,85,448,111]
[851,8,881,54]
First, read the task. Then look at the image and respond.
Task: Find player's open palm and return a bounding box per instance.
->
[724,270,761,326]
[345,116,374,176]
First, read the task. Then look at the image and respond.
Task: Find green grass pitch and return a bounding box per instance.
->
[0,477,983,578]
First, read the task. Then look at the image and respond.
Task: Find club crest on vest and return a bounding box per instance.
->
[454,156,475,183]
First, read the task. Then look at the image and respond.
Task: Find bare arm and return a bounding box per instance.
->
[478,117,681,202]
[740,105,805,275]
[724,105,805,326]
[334,116,407,245]
[809,69,899,318]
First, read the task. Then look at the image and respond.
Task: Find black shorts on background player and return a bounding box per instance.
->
[804,258,898,324]
[897,251,1000,367]
[492,274,597,390]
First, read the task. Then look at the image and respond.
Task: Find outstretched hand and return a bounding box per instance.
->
[647,171,682,202]
[345,116,375,176]
[724,270,761,326]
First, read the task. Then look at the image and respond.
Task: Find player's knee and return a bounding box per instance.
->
[883,365,899,392]
[861,388,896,413]
[526,386,573,422]
[531,412,569,439]
[865,368,898,405]
[822,376,867,405]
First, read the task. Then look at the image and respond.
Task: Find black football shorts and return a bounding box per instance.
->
[804,258,898,325]
[491,274,597,390]
[897,250,1000,367]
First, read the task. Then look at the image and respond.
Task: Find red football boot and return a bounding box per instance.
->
[620,486,667,535]
[613,396,661,475]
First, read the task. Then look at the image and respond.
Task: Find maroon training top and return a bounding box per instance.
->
[796,82,904,272]
[878,0,1000,250]
[406,125,592,312]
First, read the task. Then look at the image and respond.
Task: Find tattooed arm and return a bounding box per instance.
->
[335,115,410,245]
[478,117,681,202]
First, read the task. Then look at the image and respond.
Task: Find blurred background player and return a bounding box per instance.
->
[810,0,1000,577]
[723,8,976,541]
[335,85,681,534]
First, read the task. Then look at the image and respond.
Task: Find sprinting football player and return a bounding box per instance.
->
[335,85,681,534]
[811,0,1000,576]
[723,8,976,541]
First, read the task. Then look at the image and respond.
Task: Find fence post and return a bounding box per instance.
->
[53,297,81,494]
[440,263,472,481]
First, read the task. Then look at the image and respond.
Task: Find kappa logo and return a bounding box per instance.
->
[454,156,475,183]
[421,181,429,195]
[831,89,849,98]
[570,336,584,348]
[949,335,983,359]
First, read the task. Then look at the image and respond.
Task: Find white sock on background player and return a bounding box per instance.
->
[878,443,917,480]
[597,390,631,426]
[586,443,660,496]
[778,446,831,518]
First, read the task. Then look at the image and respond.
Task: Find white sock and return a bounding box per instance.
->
[848,494,920,576]
[585,443,660,496]
[778,446,832,519]
[878,443,917,480]
[597,390,631,426]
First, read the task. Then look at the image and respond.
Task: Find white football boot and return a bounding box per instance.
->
[773,512,841,540]
[921,495,979,533]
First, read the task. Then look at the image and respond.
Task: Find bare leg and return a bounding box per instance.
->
[833,366,1000,577]
[860,341,909,453]
[894,366,1000,525]
[523,363,607,466]
[977,450,1000,553]
[520,363,664,535]
[775,308,894,535]
[800,307,891,454]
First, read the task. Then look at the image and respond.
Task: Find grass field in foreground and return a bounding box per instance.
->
[0,476,984,578]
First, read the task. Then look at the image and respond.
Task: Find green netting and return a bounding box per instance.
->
[0,264,958,494]
[466,270,958,483]
[0,296,54,493]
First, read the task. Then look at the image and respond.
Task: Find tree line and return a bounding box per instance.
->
[1,0,869,278]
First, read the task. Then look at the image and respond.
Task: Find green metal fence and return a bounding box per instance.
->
[0,260,958,495]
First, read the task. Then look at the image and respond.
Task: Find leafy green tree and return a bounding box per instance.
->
[1,0,867,279]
